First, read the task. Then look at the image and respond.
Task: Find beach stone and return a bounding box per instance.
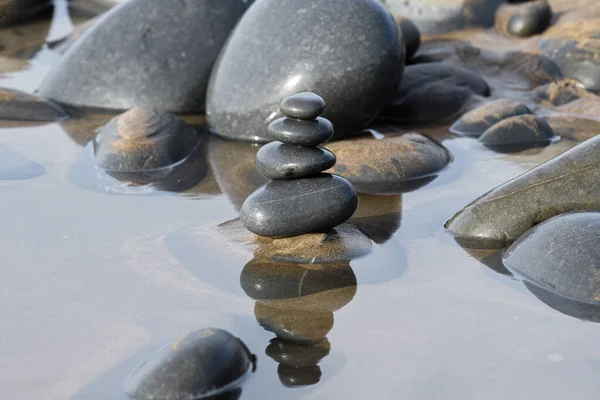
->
[255,303,333,344]
[255,142,336,180]
[241,174,358,238]
[397,17,421,59]
[124,328,256,400]
[0,145,45,180]
[478,114,555,148]
[93,108,200,171]
[325,133,451,194]
[206,0,404,142]
[268,117,334,147]
[38,0,250,112]
[495,0,552,38]
[504,212,600,321]
[446,134,600,248]
[0,0,51,28]
[380,63,490,124]
[279,92,326,120]
[534,79,592,106]
[349,194,403,244]
[0,87,66,121]
[450,98,532,137]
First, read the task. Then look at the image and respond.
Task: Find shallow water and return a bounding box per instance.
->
[2,3,600,400]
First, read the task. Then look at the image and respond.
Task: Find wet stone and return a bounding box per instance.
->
[124,328,256,400]
[397,17,421,59]
[504,212,600,321]
[446,135,600,248]
[543,114,600,142]
[255,142,336,180]
[534,79,592,107]
[266,339,331,368]
[0,87,66,121]
[240,174,358,238]
[450,98,532,137]
[478,114,555,149]
[206,0,404,142]
[277,364,322,388]
[325,133,451,194]
[268,117,334,147]
[495,0,552,38]
[0,146,45,180]
[279,92,326,120]
[93,108,199,171]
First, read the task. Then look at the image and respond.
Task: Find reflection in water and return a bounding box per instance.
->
[349,194,402,244]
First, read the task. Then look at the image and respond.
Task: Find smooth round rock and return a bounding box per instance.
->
[124,328,256,400]
[93,108,199,171]
[268,117,334,147]
[255,303,333,344]
[255,142,336,180]
[0,87,66,121]
[450,98,532,137]
[478,114,555,147]
[496,0,552,38]
[38,0,250,112]
[325,133,451,194]
[279,92,326,120]
[503,212,600,318]
[241,174,358,238]
[266,338,331,368]
[0,145,45,180]
[206,0,405,142]
[397,17,421,59]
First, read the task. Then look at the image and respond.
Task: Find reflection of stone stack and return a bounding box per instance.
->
[241,92,358,238]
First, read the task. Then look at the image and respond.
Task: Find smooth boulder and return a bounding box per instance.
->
[450,98,532,137]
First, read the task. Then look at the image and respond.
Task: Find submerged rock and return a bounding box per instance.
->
[0,87,66,121]
[266,338,330,388]
[0,145,45,180]
[124,328,256,400]
[478,114,555,150]
[349,194,403,244]
[495,0,552,38]
[206,0,404,142]
[39,0,250,112]
[504,212,600,321]
[446,135,600,248]
[450,98,532,137]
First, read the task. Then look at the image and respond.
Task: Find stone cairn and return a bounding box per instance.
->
[241,92,358,238]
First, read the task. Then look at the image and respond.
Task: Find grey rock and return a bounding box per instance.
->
[279,92,326,120]
[397,17,421,59]
[504,212,600,321]
[478,114,554,148]
[241,174,358,238]
[446,135,600,248]
[124,328,256,400]
[255,142,336,180]
[268,117,334,147]
[450,98,532,137]
[0,87,66,121]
[0,145,45,180]
[498,0,552,38]
[206,0,404,142]
[38,0,250,112]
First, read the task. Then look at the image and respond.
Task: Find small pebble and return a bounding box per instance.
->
[279,92,326,120]
[255,142,336,180]
[268,117,334,147]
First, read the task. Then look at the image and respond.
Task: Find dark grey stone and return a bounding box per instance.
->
[0,87,66,121]
[0,145,45,180]
[277,364,322,388]
[279,92,326,120]
[124,328,256,400]
[241,174,358,237]
[446,135,600,248]
[268,117,334,147]
[38,0,250,112]
[0,0,51,28]
[450,98,532,137]
[496,0,551,38]
[206,0,404,142]
[478,114,554,149]
[255,142,336,180]
[504,212,600,321]
[397,17,421,59]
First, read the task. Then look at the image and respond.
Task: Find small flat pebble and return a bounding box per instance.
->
[450,98,532,137]
[255,142,336,180]
[279,92,326,120]
[268,117,334,147]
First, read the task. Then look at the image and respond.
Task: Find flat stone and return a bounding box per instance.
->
[241,174,358,238]
[279,92,326,120]
[255,142,336,180]
[277,364,322,388]
[380,63,490,124]
[206,0,404,142]
[124,328,256,400]
[0,145,45,180]
[268,117,334,147]
[38,0,250,112]
[397,17,421,59]
[325,133,451,194]
[446,135,600,248]
[0,87,66,121]
[478,114,555,148]
[495,0,552,38]
[255,302,333,344]
[504,212,600,321]
[266,338,330,368]
[450,98,532,137]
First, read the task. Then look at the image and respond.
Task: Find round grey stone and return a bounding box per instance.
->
[479,114,554,147]
[507,0,552,38]
[450,98,532,137]
[255,142,336,180]
[279,92,326,120]
[241,174,358,238]
[268,117,334,147]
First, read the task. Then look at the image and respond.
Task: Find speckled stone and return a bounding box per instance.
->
[38,0,250,112]
[478,114,554,147]
[206,0,404,142]
[124,328,256,400]
[504,212,600,320]
[0,145,45,180]
[255,142,336,180]
[0,87,66,121]
[450,98,532,137]
[397,17,421,59]
[268,117,334,147]
[446,135,600,248]
[241,174,358,238]
[279,92,326,120]
[495,0,552,38]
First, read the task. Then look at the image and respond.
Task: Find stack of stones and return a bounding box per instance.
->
[241,92,358,238]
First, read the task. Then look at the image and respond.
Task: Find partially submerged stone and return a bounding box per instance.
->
[450,98,532,137]
[542,114,600,142]
[478,114,555,150]
[0,87,66,121]
[266,338,330,388]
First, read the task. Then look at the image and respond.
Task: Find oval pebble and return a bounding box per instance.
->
[255,142,336,180]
